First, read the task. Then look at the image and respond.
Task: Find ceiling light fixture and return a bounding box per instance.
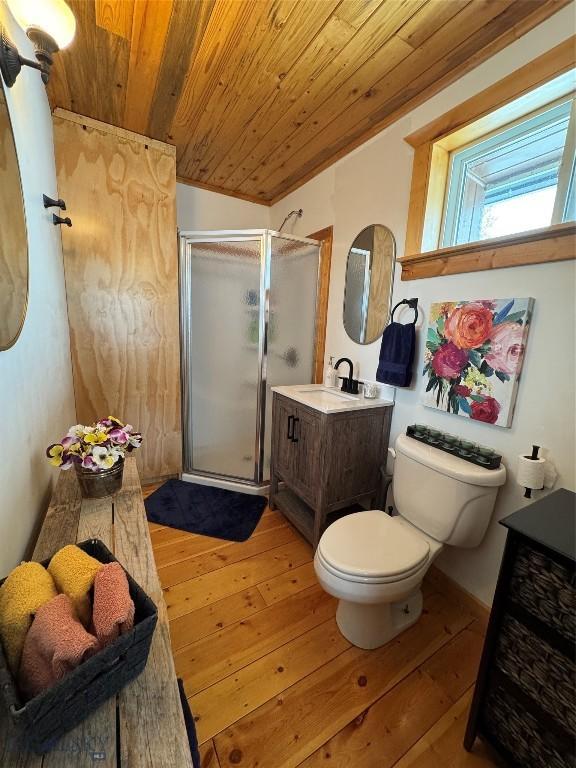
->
[0,0,76,87]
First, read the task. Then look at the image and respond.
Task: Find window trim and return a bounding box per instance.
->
[442,99,573,247]
[401,37,576,281]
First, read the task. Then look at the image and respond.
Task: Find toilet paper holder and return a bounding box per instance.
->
[518,445,545,498]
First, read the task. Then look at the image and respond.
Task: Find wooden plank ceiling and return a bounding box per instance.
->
[48,0,569,205]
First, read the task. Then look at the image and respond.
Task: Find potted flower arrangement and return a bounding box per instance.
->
[47,418,142,498]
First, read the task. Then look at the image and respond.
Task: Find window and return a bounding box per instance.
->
[401,40,576,280]
[442,99,576,246]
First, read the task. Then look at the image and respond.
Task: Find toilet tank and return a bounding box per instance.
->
[393,434,506,548]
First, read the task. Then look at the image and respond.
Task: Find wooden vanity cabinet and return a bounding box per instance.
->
[269,392,392,548]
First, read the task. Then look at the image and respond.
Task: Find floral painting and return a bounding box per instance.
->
[422,298,534,428]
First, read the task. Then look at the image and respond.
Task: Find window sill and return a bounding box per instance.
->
[398,222,576,281]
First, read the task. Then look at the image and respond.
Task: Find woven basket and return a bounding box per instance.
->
[483,682,574,768]
[509,543,576,642]
[0,539,157,754]
[495,614,575,735]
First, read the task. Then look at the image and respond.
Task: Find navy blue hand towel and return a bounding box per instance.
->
[376,321,416,387]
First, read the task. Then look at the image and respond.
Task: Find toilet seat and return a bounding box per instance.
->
[317,511,430,584]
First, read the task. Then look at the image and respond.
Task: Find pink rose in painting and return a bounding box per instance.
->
[432,343,468,379]
[470,397,501,424]
[454,384,471,397]
[485,322,526,374]
[444,303,493,349]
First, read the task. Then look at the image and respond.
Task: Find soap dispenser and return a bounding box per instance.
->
[324,356,336,388]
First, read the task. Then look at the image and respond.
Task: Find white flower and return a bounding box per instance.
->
[67,424,86,437]
[92,446,119,470]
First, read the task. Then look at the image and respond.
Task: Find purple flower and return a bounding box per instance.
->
[432,343,469,379]
[109,428,128,445]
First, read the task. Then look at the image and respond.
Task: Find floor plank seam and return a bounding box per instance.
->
[182,613,346,700]
[155,523,295,570]
[171,582,325,655]
[158,539,312,592]
[161,558,315,619]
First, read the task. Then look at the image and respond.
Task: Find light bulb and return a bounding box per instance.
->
[6,0,76,50]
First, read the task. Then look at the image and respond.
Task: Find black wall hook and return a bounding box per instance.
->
[43,194,66,211]
[52,213,72,227]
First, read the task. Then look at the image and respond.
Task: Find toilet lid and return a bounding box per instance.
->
[318,511,430,581]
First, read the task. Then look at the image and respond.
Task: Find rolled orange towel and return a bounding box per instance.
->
[92,562,135,648]
[0,562,58,674]
[18,594,99,699]
[48,545,103,626]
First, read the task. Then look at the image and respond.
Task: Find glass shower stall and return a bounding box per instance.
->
[179,230,321,490]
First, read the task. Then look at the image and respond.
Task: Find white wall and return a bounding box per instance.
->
[0,4,76,576]
[177,183,270,231]
[270,4,576,606]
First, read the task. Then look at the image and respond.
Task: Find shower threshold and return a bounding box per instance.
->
[181,472,270,496]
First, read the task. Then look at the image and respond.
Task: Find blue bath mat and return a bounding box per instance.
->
[145,479,267,542]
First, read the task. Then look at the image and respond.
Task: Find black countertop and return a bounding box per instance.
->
[500,487,576,562]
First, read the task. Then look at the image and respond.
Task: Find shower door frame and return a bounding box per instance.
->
[179,229,321,488]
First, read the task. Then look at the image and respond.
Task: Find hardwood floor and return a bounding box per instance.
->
[144,489,497,768]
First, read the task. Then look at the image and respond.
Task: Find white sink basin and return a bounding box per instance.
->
[271,384,393,414]
[295,387,358,404]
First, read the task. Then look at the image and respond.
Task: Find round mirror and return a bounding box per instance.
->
[343,224,395,344]
[0,80,28,351]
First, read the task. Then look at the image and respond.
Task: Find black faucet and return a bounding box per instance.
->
[334,357,359,395]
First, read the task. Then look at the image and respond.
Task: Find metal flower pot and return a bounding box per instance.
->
[75,459,125,499]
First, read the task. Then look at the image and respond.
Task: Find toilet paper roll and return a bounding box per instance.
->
[517,455,546,490]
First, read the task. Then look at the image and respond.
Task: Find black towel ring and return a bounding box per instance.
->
[391,298,419,325]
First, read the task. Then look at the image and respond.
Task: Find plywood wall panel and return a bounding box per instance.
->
[53,111,181,482]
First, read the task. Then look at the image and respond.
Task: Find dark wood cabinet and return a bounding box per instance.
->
[269,392,392,548]
[274,396,298,479]
[465,488,576,768]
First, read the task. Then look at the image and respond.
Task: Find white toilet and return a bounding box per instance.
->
[314,433,506,649]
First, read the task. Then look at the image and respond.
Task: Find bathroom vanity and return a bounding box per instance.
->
[269,384,393,548]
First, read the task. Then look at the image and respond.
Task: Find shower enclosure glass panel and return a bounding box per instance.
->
[180,230,320,487]
[264,234,319,476]
[185,238,262,481]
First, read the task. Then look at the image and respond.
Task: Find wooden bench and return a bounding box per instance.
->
[0,458,193,767]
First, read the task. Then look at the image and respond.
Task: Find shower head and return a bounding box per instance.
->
[279,208,303,231]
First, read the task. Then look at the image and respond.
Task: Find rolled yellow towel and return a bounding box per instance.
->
[0,562,58,674]
[48,545,103,626]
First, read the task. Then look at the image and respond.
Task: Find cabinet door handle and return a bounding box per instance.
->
[287,415,294,440]
[292,417,300,443]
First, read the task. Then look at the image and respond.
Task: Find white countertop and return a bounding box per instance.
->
[271,384,394,414]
